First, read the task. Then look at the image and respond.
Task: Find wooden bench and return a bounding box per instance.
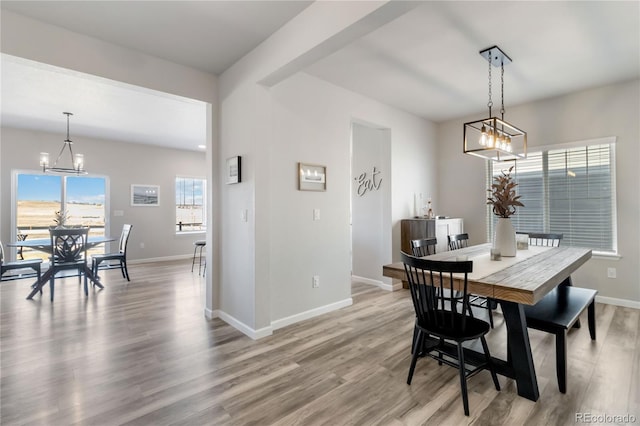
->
[523,285,597,393]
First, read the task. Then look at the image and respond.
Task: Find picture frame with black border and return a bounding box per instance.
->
[227,156,241,184]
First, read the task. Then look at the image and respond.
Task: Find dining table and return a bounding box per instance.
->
[8,235,116,299]
[382,242,592,402]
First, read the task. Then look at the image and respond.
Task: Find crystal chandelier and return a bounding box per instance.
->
[463,46,527,161]
[40,112,87,174]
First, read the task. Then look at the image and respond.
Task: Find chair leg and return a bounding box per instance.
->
[487,301,494,328]
[456,343,470,416]
[411,324,418,355]
[123,259,130,281]
[50,275,55,302]
[191,246,198,272]
[481,336,500,391]
[588,301,596,340]
[407,329,424,385]
[120,260,126,279]
[83,268,89,296]
[198,246,205,276]
[555,331,567,393]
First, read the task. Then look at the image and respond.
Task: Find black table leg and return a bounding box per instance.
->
[500,300,540,401]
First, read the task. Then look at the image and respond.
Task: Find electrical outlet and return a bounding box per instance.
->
[140,242,145,249]
[312,275,320,288]
[607,267,617,279]
[241,209,248,222]
[313,209,320,221]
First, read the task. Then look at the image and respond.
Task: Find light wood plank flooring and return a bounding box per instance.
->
[1,260,638,425]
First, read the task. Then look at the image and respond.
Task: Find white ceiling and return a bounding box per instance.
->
[1,1,638,150]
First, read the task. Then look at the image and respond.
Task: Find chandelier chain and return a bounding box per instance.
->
[487,53,493,116]
[500,61,505,118]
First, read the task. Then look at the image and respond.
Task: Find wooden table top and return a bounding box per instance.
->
[383,243,592,305]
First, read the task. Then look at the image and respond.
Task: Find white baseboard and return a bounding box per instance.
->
[351,275,402,291]
[213,310,273,340]
[128,254,193,264]
[271,298,353,331]
[596,295,640,309]
[204,307,217,320]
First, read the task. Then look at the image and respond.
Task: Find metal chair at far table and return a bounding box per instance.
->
[401,252,500,416]
[0,240,42,282]
[448,233,494,328]
[91,224,133,281]
[519,232,597,394]
[36,227,90,302]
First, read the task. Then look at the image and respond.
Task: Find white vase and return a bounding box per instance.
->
[494,217,516,257]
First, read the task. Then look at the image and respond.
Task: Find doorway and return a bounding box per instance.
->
[350,121,392,289]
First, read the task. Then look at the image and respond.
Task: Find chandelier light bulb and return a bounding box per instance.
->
[40,152,50,168]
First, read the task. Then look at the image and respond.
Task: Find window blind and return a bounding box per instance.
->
[488,143,616,254]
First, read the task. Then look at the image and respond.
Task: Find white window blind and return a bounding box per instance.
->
[488,142,617,254]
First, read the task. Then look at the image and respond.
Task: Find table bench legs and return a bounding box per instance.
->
[501,301,540,401]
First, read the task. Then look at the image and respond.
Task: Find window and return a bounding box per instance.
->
[176,177,206,233]
[487,138,617,254]
[15,172,107,261]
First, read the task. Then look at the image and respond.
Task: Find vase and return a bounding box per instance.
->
[494,217,516,257]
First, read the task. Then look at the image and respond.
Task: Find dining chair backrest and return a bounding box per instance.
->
[118,224,133,254]
[448,233,469,251]
[401,251,474,332]
[49,227,89,264]
[521,232,563,247]
[410,238,437,257]
[0,240,5,266]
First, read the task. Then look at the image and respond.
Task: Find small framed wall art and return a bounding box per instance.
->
[298,162,326,191]
[226,156,242,184]
[131,184,160,206]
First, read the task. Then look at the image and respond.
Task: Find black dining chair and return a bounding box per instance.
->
[447,233,470,250]
[401,252,500,416]
[0,240,42,282]
[448,233,494,328]
[410,238,437,257]
[91,224,133,281]
[520,232,597,393]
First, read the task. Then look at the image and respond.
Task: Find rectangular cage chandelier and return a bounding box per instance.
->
[463,46,527,162]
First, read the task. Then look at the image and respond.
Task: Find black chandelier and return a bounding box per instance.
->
[463,46,527,161]
[39,112,87,174]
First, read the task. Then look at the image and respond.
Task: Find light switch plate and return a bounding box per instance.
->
[313,209,320,221]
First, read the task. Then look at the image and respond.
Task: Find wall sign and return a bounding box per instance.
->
[354,166,382,197]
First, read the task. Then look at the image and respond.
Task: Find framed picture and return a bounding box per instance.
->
[131,184,160,206]
[298,163,326,191]
[226,156,241,184]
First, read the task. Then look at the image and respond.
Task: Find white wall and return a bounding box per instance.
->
[219,67,437,335]
[437,79,640,304]
[351,123,391,286]
[0,127,207,261]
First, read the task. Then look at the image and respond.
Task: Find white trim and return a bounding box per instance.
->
[352,275,401,291]
[204,307,217,320]
[271,298,353,331]
[214,310,273,340]
[529,136,617,153]
[593,252,622,260]
[127,254,193,264]
[596,296,640,309]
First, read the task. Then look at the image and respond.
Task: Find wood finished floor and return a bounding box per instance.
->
[1,260,638,425]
